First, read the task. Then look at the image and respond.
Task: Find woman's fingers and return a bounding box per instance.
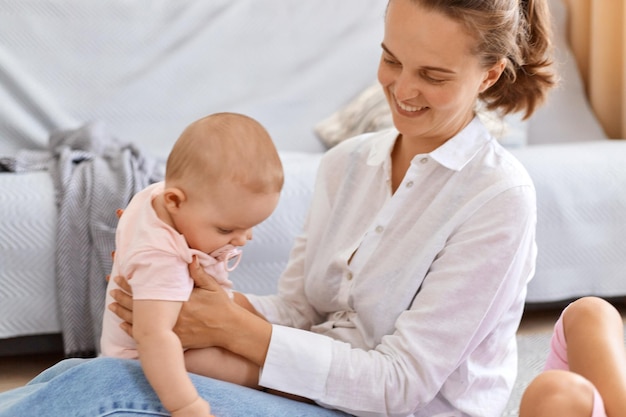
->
[188,256,221,291]
[118,320,133,337]
[173,257,233,349]
[109,276,134,330]
[115,275,133,294]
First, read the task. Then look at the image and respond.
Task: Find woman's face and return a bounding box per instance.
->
[378,0,503,147]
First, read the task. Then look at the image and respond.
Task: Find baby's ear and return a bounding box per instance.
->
[163,187,186,211]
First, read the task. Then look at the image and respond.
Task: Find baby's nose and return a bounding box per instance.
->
[231,232,248,247]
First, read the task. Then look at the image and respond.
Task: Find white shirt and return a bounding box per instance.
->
[248,118,537,417]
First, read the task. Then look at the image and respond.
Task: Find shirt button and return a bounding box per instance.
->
[406,181,414,188]
[346,272,353,280]
[375,225,384,233]
[420,157,428,164]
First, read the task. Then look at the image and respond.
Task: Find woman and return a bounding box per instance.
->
[0,0,555,416]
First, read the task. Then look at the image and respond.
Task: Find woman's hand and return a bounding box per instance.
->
[108,277,134,336]
[109,256,273,365]
[183,256,273,366]
[173,256,239,349]
[107,260,233,349]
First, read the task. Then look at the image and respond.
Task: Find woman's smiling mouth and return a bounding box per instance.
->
[395,97,428,114]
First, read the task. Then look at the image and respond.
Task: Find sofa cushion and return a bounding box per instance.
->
[0,0,388,157]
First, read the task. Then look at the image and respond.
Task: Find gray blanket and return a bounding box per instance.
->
[1,122,163,356]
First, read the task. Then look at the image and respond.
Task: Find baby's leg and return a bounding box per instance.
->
[519,369,598,417]
[563,297,626,417]
[520,296,626,417]
[185,347,260,389]
[543,306,569,371]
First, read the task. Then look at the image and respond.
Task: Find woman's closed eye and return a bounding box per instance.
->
[382,56,401,67]
[420,71,447,84]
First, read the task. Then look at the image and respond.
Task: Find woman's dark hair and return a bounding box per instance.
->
[411,0,557,119]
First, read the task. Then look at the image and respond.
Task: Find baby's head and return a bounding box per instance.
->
[163,113,284,254]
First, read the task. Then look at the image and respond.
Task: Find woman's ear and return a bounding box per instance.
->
[479,59,506,93]
[162,187,186,212]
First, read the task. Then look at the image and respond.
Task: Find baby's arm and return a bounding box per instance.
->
[185,346,260,388]
[134,299,211,417]
[185,347,314,405]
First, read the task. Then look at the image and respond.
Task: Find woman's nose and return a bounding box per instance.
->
[394,71,419,101]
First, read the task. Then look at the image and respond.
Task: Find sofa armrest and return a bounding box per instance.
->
[511,140,626,302]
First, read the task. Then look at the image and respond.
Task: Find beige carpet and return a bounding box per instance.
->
[502,329,553,416]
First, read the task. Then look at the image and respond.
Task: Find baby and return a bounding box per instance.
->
[100,112,284,417]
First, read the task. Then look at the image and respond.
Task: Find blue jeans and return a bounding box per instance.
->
[0,357,352,417]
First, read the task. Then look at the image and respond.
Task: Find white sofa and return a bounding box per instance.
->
[1,0,625,359]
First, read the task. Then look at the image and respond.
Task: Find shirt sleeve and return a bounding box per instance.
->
[248,224,332,330]
[126,250,193,301]
[260,325,334,395]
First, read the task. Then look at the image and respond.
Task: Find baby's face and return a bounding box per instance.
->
[172,182,280,255]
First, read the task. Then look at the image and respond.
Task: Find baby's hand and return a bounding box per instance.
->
[171,397,213,417]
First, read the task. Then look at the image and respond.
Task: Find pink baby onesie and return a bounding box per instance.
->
[100,181,241,358]
[544,306,607,417]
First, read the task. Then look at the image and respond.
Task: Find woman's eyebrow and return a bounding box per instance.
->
[381,42,456,75]
[380,43,396,59]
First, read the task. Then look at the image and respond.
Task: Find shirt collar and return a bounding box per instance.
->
[366,117,492,171]
[366,128,398,167]
[430,117,491,171]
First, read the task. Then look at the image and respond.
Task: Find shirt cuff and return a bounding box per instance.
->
[259,324,333,399]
